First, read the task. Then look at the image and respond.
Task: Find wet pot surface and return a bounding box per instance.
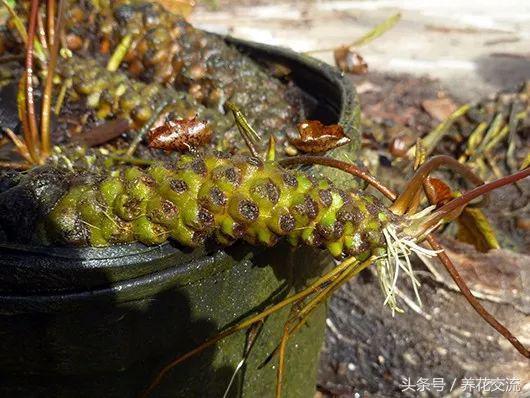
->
[0,37,358,398]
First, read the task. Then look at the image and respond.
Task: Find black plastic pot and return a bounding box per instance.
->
[0,37,359,398]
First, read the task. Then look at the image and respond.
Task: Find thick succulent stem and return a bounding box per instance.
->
[41,152,393,258]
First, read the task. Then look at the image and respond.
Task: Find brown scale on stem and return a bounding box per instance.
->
[147,115,212,152]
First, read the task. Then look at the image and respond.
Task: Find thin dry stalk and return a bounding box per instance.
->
[46,0,56,48]
[41,0,65,157]
[25,0,41,163]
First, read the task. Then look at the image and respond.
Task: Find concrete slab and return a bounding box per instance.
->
[192,0,530,101]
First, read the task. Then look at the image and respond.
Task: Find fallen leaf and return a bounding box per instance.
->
[288,120,350,153]
[333,46,368,74]
[421,97,458,121]
[147,116,212,152]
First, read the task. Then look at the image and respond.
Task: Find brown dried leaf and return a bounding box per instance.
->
[147,116,212,152]
[421,97,458,121]
[288,120,350,153]
[423,177,453,205]
[333,46,368,74]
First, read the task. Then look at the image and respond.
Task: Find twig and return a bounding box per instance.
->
[266,135,276,161]
[36,8,49,52]
[1,0,47,63]
[46,0,56,49]
[141,255,361,397]
[459,121,487,162]
[2,0,28,43]
[506,105,525,172]
[426,235,529,358]
[17,74,34,162]
[53,77,71,115]
[484,125,509,152]
[275,256,375,398]
[421,168,530,231]
[352,12,402,47]
[475,113,503,156]
[279,156,395,200]
[3,128,32,163]
[391,155,485,215]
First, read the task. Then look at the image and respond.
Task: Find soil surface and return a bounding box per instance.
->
[316,71,530,397]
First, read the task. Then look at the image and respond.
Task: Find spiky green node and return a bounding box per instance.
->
[40,153,393,258]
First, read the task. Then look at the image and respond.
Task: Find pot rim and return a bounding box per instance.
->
[0,246,237,310]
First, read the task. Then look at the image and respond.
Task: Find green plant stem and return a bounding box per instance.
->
[53,78,71,115]
[408,104,470,160]
[107,34,132,72]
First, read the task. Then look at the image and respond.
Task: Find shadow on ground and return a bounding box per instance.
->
[475,54,530,93]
